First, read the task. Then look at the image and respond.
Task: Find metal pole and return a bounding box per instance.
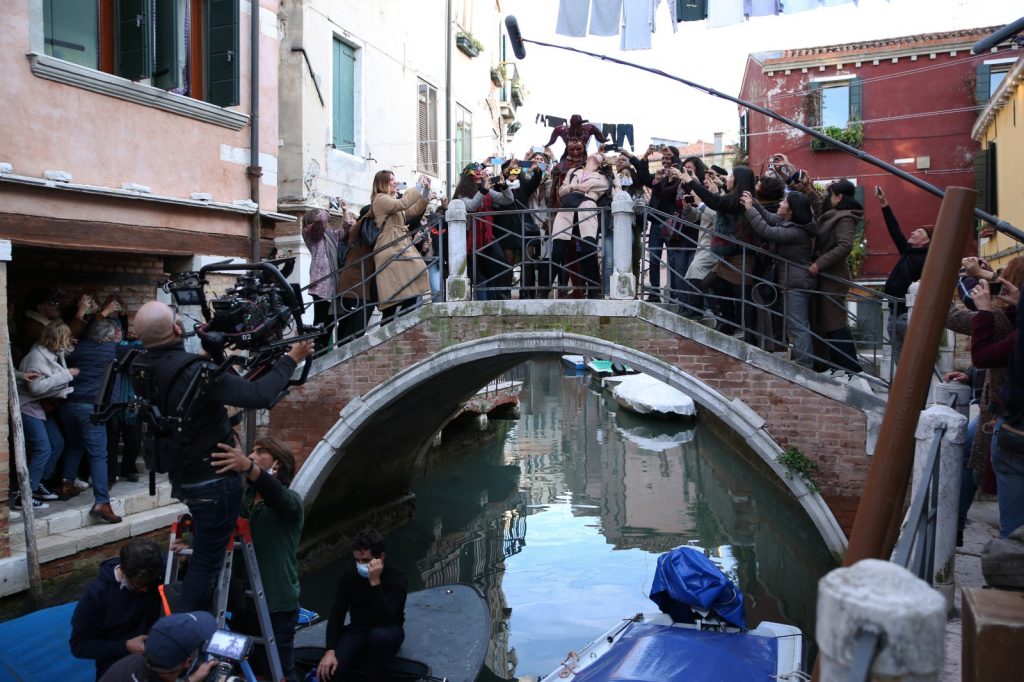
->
[844,187,976,564]
[444,0,453,199]
[246,1,262,448]
[513,35,1021,240]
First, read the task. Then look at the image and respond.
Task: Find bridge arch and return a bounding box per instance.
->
[290,331,848,555]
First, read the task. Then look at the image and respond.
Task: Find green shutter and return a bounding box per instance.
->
[848,78,862,122]
[988,142,998,215]
[808,80,822,127]
[974,148,988,212]
[153,0,182,91]
[116,0,151,81]
[332,39,356,153]
[206,0,239,107]
[976,62,992,104]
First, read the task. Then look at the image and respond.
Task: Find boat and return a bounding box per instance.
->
[293,583,489,682]
[614,407,696,452]
[539,546,803,682]
[561,354,586,372]
[586,357,615,376]
[0,584,488,682]
[608,373,696,418]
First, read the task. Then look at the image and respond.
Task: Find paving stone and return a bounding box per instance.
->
[74,522,132,551]
[47,508,89,535]
[0,554,29,598]
[35,534,77,563]
[122,490,159,516]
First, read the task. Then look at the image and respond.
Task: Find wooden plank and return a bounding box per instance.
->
[0,213,252,257]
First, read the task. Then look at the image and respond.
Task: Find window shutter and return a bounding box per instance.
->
[976,62,991,104]
[153,0,182,91]
[428,86,439,176]
[206,0,239,107]
[848,78,862,122]
[808,80,822,127]
[417,84,429,174]
[974,148,988,212]
[116,0,151,81]
[332,40,356,153]
[988,142,998,215]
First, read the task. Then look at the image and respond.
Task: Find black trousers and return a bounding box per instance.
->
[333,624,405,681]
[550,237,601,299]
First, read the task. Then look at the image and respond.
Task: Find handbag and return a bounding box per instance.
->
[752,260,779,306]
[996,418,1024,456]
[360,214,383,247]
[560,191,588,209]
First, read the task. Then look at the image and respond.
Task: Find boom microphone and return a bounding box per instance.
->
[972,16,1024,54]
[505,15,526,59]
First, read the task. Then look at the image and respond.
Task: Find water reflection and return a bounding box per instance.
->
[302,359,835,680]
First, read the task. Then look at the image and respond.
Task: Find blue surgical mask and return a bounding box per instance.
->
[356,562,370,578]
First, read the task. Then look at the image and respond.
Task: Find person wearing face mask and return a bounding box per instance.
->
[317,529,408,682]
[211,436,303,681]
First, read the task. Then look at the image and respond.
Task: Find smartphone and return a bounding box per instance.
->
[531,146,545,154]
[990,280,1004,296]
[489,156,505,167]
[874,185,883,199]
[205,630,252,662]
[396,181,408,191]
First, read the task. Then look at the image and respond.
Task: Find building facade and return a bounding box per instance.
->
[738,27,1012,281]
[972,54,1024,270]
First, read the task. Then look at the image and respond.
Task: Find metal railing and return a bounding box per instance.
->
[297,199,904,385]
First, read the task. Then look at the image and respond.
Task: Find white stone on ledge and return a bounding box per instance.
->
[121,182,152,193]
[43,170,72,182]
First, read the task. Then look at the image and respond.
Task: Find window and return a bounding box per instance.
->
[417,80,439,177]
[974,143,997,215]
[332,38,356,153]
[976,61,1013,103]
[40,0,239,107]
[455,104,472,172]
[738,111,749,152]
[811,78,861,130]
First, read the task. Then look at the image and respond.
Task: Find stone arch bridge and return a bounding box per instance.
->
[267,300,886,557]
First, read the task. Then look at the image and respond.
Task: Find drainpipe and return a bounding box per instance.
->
[245,1,262,448]
[444,0,453,198]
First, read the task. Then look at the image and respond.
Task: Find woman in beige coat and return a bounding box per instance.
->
[369,170,431,320]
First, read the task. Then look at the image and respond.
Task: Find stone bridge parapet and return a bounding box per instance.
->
[267,300,887,557]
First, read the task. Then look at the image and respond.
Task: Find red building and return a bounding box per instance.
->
[737,26,1014,281]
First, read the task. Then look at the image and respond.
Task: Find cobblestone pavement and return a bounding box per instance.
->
[941,496,1000,681]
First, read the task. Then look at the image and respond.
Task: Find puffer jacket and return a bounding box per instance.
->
[18,343,74,406]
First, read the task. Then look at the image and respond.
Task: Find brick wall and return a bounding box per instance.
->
[267,314,871,533]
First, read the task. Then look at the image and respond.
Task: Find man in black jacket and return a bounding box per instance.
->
[316,529,408,681]
[70,539,164,679]
[875,187,931,364]
[132,300,314,613]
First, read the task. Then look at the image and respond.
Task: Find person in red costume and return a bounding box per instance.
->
[543,114,605,206]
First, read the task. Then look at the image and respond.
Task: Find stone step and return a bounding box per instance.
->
[7,476,180,551]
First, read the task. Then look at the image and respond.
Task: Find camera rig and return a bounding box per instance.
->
[92,261,320,489]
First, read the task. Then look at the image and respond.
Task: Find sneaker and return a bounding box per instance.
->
[33,484,60,501]
[73,478,90,490]
[13,495,49,510]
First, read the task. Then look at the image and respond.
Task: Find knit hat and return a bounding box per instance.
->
[710,164,728,177]
[145,611,217,670]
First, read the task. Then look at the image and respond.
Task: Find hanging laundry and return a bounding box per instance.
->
[547,115,568,128]
[707,0,746,28]
[590,0,624,36]
[621,0,652,50]
[601,123,617,142]
[676,0,709,21]
[615,124,635,149]
[651,0,679,33]
[745,0,780,16]
[821,0,856,6]
[556,0,590,37]
[780,0,820,12]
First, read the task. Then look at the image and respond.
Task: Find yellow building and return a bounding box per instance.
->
[972,54,1024,269]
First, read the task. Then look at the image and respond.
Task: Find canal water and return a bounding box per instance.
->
[302,358,836,680]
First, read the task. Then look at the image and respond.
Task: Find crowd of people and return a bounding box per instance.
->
[12,290,142,521]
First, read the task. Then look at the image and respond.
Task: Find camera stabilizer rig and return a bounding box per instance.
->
[92,261,321,493]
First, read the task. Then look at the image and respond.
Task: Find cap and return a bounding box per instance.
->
[710,165,728,177]
[145,611,217,670]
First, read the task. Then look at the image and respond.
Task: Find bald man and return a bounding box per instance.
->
[134,301,314,612]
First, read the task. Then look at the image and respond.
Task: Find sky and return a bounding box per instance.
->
[503,0,1021,156]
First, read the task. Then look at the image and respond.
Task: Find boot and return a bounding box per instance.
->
[89,503,122,524]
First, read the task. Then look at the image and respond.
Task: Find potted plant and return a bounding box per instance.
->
[456,31,483,58]
[490,64,506,86]
[511,79,525,106]
[810,123,864,151]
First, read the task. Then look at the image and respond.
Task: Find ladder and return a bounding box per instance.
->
[164,514,286,682]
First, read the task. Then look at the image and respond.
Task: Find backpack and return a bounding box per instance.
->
[132,351,208,475]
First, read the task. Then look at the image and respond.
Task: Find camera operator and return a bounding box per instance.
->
[132,301,314,614]
[99,611,219,682]
[210,437,303,682]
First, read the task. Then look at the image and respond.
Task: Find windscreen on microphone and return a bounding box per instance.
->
[972,17,1024,54]
[505,15,526,59]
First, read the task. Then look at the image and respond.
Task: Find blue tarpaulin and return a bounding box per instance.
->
[648,546,746,629]
[569,622,778,682]
[0,601,93,681]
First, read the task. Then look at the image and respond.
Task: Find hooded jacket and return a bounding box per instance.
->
[70,557,162,679]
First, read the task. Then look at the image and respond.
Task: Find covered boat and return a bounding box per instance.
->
[540,546,803,682]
